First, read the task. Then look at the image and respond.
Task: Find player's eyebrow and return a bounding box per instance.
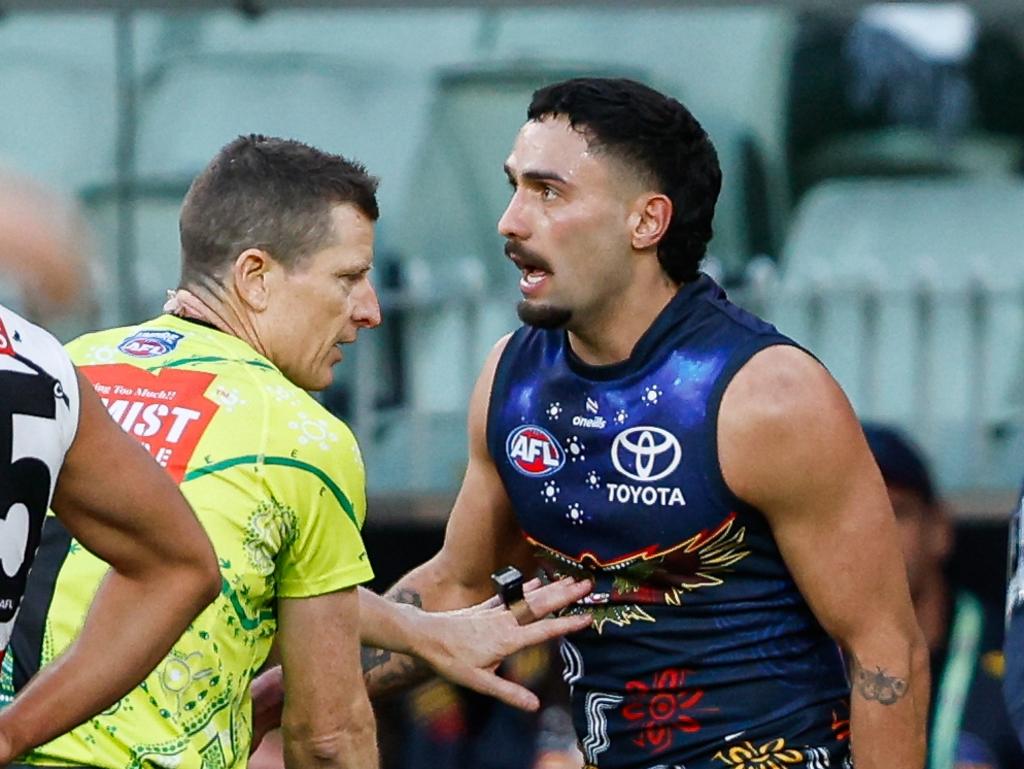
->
[504,163,568,187]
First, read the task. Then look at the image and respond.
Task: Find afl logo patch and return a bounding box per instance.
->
[118,329,184,358]
[506,425,565,478]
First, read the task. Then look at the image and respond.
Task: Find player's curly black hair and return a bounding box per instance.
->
[528,78,721,284]
[179,134,378,283]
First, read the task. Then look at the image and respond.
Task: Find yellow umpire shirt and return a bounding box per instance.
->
[0,314,374,769]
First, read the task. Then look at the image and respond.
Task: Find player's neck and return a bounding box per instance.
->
[567,272,678,366]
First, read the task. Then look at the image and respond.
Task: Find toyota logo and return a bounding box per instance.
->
[611,426,682,482]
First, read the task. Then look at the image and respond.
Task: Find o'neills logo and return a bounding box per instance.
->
[572,414,607,429]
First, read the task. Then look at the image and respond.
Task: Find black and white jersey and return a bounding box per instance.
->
[0,305,80,659]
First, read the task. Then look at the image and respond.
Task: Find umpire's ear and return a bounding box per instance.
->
[233,248,275,312]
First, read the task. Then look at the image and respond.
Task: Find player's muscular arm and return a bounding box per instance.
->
[278,588,378,769]
[358,336,589,704]
[719,346,928,769]
[0,369,220,763]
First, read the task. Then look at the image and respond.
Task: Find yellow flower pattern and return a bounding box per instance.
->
[714,738,804,769]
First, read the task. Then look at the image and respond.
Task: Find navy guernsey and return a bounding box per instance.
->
[487,275,851,769]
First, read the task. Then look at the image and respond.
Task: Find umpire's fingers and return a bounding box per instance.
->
[523,577,592,618]
[515,612,592,647]
[463,667,542,712]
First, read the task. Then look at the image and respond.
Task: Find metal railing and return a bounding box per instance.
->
[352,258,1024,508]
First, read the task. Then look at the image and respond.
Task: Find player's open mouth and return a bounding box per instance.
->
[519,268,550,295]
[503,244,552,296]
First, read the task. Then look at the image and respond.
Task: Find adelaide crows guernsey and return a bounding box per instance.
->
[0,305,79,666]
[1,314,373,769]
[488,275,851,769]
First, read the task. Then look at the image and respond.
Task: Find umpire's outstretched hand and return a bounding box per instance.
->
[249,576,591,753]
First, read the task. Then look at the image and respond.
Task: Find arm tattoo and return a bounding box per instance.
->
[361,586,430,696]
[385,587,424,609]
[848,654,909,706]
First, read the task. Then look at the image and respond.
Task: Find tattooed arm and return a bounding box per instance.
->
[719,346,928,769]
[357,579,592,705]
[358,586,431,699]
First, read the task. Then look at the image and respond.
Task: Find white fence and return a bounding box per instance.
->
[351,259,1024,508]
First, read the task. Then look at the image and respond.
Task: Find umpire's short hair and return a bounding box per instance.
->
[179,134,378,283]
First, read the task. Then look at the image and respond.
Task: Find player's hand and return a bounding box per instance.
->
[411,576,592,712]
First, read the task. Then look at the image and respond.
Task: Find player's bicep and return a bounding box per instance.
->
[432,336,534,599]
[51,369,213,575]
[719,346,917,647]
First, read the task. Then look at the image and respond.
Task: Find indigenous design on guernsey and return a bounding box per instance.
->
[0,315,373,769]
[529,513,750,633]
[488,276,851,769]
[0,306,80,669]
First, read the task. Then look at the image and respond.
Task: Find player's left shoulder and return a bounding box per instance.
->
[718,344,864,507]
[721,344,850,437]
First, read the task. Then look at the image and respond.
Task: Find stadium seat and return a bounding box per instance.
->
[768,177,1024,490]
[485,6,798,260]
[0,14,117,191]
[392,61,642,416]
[78,180,189,328]
[796,127,1024,193]
[138,10,484,216]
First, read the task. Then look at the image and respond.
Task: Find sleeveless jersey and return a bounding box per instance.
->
[1,314,374,769]
[0,305,80,665]
[488,275,851,769]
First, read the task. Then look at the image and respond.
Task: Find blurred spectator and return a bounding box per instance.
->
[382,643,580,769]
[845,3,978,140]
[864,423,1023,769]
[0,170,96,331]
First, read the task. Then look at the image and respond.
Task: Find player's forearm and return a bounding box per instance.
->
[846,629,929,769]
[0,566,216,760]
[358,583,433,698]
[358,556,490,698]
[282,696,378,769]
[361,552,495,692]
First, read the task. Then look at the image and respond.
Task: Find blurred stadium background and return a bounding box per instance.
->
[0,1,1021,610]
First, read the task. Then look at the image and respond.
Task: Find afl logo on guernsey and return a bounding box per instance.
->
[118,330,184,358]
[506,425,565,478]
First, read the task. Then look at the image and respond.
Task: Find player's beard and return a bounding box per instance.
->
[517,299,572,329]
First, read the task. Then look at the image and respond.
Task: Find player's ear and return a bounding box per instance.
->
[631,193,672,251]
[232,249,273,312]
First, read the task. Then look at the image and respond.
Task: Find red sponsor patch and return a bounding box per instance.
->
[80,364,218,482]
[0,317,14,356]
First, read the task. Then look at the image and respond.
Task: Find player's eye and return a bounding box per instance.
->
[540,186,558,201]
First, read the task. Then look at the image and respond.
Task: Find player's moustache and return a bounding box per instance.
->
[504,241,552,273]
